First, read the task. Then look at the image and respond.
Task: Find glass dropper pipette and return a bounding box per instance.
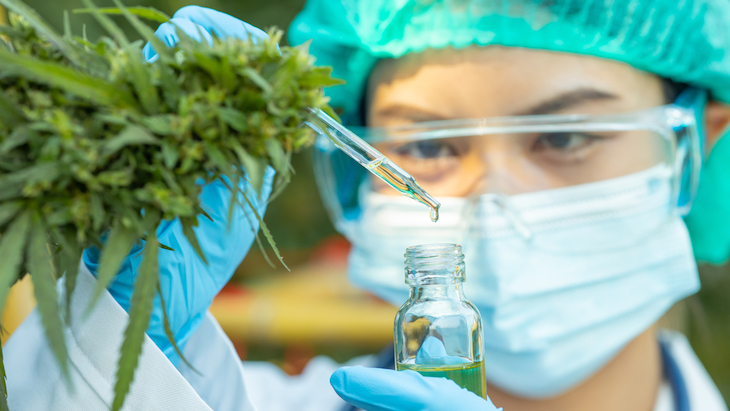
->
[306,108,441,222]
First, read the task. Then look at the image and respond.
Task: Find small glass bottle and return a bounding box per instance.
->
[394,243,487,398]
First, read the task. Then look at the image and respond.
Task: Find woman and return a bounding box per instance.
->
[5,1,730,410]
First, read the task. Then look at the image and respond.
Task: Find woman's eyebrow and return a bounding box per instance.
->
[517,88,620,116]
[373,88,619,121]
[372,104,451,122]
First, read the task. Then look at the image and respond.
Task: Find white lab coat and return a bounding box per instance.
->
[5,263,257,411]
[5,263,728,411]
[241,329,728,411]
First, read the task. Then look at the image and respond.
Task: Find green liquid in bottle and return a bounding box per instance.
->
[396,360,487,399]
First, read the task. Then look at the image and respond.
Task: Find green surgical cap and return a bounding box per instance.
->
[686,136,730,264]
[288,0,730,264]
[288,0,730,125]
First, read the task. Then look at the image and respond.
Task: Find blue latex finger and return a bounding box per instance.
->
[171,5,268,42]
[330,366,500,411]
[143,18,213,61]
[416,336,472,365]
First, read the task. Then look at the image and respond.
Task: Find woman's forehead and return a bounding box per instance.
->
[367,46,666,123]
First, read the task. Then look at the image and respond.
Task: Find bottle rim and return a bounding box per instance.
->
[404,243,465,284]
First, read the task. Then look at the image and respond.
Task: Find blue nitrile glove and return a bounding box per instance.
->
[330,366,503,411]
[142,5,268,61]
[84,8,274,366]
[415,336,471,365]
[332,336,501,411]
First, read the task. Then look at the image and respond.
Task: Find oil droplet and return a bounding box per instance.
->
[430,209,438,222]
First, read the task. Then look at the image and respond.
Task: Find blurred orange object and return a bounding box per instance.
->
[211,261,397,348]
[1,275,36,345]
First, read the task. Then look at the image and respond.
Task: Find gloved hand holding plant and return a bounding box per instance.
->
[0,0,341,409]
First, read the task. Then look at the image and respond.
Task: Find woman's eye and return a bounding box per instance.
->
[394,140,457,159]
[533,132,601,151]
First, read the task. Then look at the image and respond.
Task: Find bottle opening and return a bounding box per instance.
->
[404,243,465,284]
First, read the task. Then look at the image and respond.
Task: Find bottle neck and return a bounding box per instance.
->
[404,243,466,302]
[413,281,465,301]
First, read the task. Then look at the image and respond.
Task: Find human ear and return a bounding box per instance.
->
[703,100,730,153]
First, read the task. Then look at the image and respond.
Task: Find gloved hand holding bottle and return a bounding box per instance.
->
[330,366,503,411]
[83,6,274,367]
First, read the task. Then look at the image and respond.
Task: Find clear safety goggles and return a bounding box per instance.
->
[312,88,705,239]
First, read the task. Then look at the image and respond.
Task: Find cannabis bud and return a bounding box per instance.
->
[0,0,341,409]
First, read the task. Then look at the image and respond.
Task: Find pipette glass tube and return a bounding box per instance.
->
[307,108,441,222]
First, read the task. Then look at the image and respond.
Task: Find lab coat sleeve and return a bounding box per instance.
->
[243,354,379,411]
[4,263,258,411]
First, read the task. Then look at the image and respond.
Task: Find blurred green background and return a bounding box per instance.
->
[9,0,730,403]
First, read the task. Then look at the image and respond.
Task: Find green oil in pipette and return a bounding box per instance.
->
[366,159,440,222]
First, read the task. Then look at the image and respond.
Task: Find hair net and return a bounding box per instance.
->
[288,0,730,264]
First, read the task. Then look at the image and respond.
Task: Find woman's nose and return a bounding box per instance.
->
[465,136,552,196]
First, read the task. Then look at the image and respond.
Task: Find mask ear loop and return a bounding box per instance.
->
[492,193,534,241]
[457,192,534,245]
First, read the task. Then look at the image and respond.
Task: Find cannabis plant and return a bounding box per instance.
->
[0,0,340,409]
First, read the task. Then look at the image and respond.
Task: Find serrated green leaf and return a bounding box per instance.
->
[44,207,72,227]
[127,51,160,114]
[240,67,272,94]
[267,171,291,203]
[92,1,161,115]
[158,243,175,251]
[181,218,207,264]
[108,1,181,110]
[299,66,345,87]
[218,108,247,132]
[53,229,81,324]
[160,141,179,169]
[86,221,138,314]
[0,344,8,411]
[0,126,33,154]
[199,208,214,223]
[0,161,60,185]
[27,216,70,380]
[63,10,71,40]
[156,282,198,373]
[112,226,159,411]
[139,115,174,135]
[265,139,287,174]
[0,47,136,108]
[192,50,222,82]
[0,210,31,320]
[112,0,170,115]
[0,91,26,129]
[218,55,236,90]
[0,0,84,66]
[206,145,230,171]
[62,251,80,323]
[221,175,272,269]
[0,201,22,228]
[93,113,128,126]
[89,193,105,231]
[232,146,266,195]
[244,190,288,270]
[0,162,61,201]
[79,0,128,47]
[74,6,171,23]
[102,125,159,158]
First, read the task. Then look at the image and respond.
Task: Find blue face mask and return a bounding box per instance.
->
[344,165,700,398]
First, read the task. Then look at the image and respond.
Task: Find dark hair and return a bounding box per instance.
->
[662,78,689,103]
